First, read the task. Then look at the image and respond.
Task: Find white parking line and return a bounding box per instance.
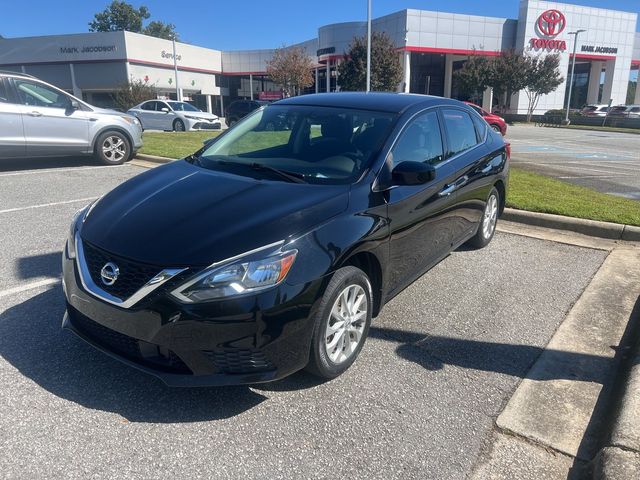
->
[0,278,60,299]
[0,165,129,178]
[0,197,96,214]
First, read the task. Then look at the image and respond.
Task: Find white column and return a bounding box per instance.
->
[403,51,411,93]
[482,87,493,112]
[315,68,319,94]
[206,95,212,113]
[587,61,603,104]
[326,60,331,93]
[443,54,453,98]
[69,64,82,98]
[249,74,254,100]
[601,59,616,105]
[177,88,183,102]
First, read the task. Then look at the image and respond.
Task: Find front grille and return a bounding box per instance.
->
[68,307,191,374]
[82,240,161,300]
[203,349,274,374]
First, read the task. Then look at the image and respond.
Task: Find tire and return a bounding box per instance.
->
[466,187,500,249]
[490,124,502,134]
[94,131,131,165]
[306,266,373,380]
[173,119,185,132]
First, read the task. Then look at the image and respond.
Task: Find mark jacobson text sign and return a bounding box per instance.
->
[581,45,618,54]
[60,45,118,54]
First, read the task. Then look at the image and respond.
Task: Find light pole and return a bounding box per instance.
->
[172,34,181,101]
[564,29,586,124]
[366,0,371,92]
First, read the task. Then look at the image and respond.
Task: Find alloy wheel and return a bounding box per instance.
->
[102,136,127,163]
[325,284,367,364]
[482,194,498,239]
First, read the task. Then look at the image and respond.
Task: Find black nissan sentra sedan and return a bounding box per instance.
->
[62,93,509,386]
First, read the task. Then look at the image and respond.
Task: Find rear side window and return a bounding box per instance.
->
[391,110,444,166]
[470,111,487,140]
[442,109,478,156]
[631,107,640,113]
[141,101,156,111]
[0,79,8,103]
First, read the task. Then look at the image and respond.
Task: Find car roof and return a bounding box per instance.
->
[275,92,462,114]
[0,70,37,79]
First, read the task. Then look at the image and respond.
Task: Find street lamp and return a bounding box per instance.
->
[172,33,181,102]
[564,29,586,124]
[366,0,371,92]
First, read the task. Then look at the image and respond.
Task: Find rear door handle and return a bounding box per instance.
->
[481,164,492,174]
[28,111,42,117]
[438,184,456,197]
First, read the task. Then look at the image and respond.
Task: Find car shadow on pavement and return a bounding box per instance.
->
[0,156,100,172]
[16,251,62,280]
[0,287,267,423]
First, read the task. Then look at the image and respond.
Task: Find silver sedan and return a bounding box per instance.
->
[128,100,221,131]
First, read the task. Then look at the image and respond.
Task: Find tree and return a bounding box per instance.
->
[266,46,314,97]
[112,77,156,111]
[143,21,178,41]
[338,32,402,92]
[488,50,531,105]
[453,53,492,103]
[627,80,637,105]
[523,53,564,122]
[89,1,150,33]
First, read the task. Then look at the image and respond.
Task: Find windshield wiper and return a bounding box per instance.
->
[249,163,308,184]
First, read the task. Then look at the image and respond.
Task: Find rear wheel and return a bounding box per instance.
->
[467,187,499,249]
[173,119,185,131]
[306,266,372,379]
[94,131,130,165]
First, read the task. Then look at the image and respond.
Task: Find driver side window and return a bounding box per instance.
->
[391,110,444,166]
[15,80,71,109]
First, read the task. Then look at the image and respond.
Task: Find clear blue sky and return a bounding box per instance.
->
[1,0,638,50]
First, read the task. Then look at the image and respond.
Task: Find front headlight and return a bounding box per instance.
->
[171,249,297,303]
[120,115,139,125]
[67,206,87,259]
[184,115,200,120]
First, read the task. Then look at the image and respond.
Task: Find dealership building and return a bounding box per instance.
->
[0,0,638,116]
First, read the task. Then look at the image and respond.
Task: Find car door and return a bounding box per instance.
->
[156,101,175,130]
[136,101,157,129]
[13,78,90,157]
[385,108,463,295]
[441,107,504,243]
[0,77,26,158]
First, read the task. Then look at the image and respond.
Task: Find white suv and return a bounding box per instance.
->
[0,71,142,165]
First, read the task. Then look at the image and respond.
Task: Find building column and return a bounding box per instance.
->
[315,68,319,94]
[482,87,493,112]
[326,60,331,93]
[249,74,254,100]
[206,95,212,113]
[69,64,82,98]
[601,58,616,105]
[586,61,603,104]
[403,51,411,93]
[443,54,453,98]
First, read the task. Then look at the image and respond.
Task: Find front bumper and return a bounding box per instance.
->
[185,118,222,131]
[62,248,323,386]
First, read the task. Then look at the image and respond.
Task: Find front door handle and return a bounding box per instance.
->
[28,111,43,117]
[438,184,456,197]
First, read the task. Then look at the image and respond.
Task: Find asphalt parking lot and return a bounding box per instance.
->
[0,157,609,479]
[508,125,640,199]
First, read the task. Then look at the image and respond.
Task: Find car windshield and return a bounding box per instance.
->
[168,101,200,112]
[192,105,397,185]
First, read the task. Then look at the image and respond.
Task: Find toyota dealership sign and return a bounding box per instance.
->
[530,9,567,52]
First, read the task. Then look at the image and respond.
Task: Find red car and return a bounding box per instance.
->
[464,102,507,136]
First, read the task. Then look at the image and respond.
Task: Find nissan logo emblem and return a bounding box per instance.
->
[100,262,120,286]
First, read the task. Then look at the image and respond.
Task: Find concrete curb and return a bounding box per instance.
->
[502,208,640,242]
[134,153,175,164]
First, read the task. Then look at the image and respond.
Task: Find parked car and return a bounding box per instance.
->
[607,105,640,118]
[62,93,509,386]
[225,99,269,126]
[128,100,221,131]
[580,104,610,117]
[0,70,142,165]
[463,101,507,135]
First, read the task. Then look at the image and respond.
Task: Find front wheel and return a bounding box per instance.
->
[94,131,130,165]
[306,266,372,380]
[466,187,500,249]
[173,119,185,132]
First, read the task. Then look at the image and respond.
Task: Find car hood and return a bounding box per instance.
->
[80,160,350,266]
[181,111,219,120]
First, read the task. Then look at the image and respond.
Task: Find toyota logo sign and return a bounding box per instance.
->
[537,9,566,37]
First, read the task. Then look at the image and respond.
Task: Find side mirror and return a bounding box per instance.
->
[161,107,170,113]
[391,161,435,186]
[70,100,80,110]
